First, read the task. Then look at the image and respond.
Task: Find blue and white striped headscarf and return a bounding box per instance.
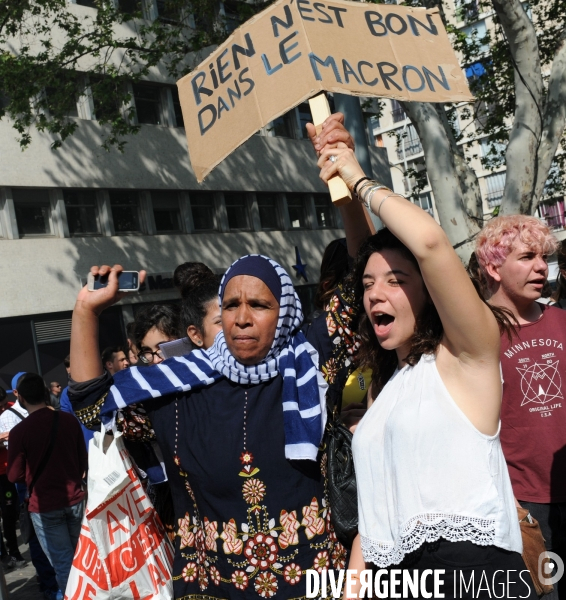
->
[101,255,327,461]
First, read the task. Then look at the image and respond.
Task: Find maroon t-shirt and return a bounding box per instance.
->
[500,304,566,503]
[7,407,87,513]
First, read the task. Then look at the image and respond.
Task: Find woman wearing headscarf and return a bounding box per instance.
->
[69,255,347,599]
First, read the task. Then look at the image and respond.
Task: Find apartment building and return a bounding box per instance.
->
[369,0,566,239]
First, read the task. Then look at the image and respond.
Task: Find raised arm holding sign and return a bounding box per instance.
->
[177,0,473,183]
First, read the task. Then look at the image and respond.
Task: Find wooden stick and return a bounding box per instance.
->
[308,94,352,207]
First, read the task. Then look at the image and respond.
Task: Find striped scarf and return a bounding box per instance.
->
[101,255,327,461]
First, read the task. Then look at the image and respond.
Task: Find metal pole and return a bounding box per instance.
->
[333,93,382,229]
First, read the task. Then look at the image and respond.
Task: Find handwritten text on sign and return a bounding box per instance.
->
[177,0,473,182]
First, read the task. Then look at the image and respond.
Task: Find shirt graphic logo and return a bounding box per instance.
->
[517,360,563,406]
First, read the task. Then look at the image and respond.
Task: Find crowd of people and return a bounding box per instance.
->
[0,115,565,600]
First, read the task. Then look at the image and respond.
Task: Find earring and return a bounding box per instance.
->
[196,340,202,346]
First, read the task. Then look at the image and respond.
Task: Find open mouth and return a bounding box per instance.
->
[373,312,395,336]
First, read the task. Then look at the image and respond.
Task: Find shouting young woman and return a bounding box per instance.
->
[317,142,534,599]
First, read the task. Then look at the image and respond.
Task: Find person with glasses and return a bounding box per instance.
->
[48,381,63,410]
[131,304,180,366]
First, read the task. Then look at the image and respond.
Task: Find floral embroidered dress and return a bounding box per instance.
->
[148,378,344,599]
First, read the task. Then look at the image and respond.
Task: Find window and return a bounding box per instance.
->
[151,191,182,232]
[484,172,506,208]
[75,0,97,7]
[108,191,142,233]
[171,87,184,127]
[189,192,215,231]
[118,0,141,13]
[269,112,296,138]
[462,20,488,54]
[12,188,53,237]
[396,124,423,160]
[313,194,334,228]
[415,192,434,217]
[286,194,308,229]
[45,86,78,118]
[391,100,406,123]
[480,138,506,158]
[538,199,565,231]
[63,190,100,235]
[256,193,279,229]
[133,84,162,125]
[224,193,250,230]
[220,0,240,33]
[455,0,479,23]
[156,0,180,23]
[368,115,380,131]
[294,103,312,140]
[91,78,122,122]
[0,91,9,110]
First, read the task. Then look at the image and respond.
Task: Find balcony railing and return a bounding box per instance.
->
[486,189,504,208]
[538,198,566,231]
[392,107,406,123]
[455,0,479,23]
[396,138,423,160]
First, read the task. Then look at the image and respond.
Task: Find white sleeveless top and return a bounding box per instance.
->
[352,353,522,567]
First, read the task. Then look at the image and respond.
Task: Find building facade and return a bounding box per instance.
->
[0,47,390,387]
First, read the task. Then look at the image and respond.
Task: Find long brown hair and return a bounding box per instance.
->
[350,230,516,397]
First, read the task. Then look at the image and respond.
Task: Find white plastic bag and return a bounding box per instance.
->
[65,428,174,599]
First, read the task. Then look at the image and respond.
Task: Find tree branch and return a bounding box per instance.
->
[492,0,544,215]
[532,28,566,209]
[402,101,481,258]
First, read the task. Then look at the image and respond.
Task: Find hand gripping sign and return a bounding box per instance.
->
[65,430,174,600]
[177,0,473,195]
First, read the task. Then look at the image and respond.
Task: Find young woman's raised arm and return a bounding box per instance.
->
[318,144,500,365]
[71,265,146,382]
[307,114,376,258]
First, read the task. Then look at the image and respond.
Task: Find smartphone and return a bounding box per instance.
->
[87,271,140,292]
[159,338,194,359]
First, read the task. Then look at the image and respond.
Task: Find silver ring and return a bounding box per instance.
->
[329,155,337,163]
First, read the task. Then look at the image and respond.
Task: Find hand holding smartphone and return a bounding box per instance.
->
[87,271,140,292]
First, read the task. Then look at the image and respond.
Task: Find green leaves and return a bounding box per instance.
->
[0,0,269,151]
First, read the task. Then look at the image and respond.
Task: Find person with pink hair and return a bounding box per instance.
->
[476,215,566,599]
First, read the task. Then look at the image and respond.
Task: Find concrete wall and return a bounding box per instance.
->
[0,121,392,318]
[0,229,344,317]
[0,119,391,192]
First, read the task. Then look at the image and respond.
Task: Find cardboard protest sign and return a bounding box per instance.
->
[177,0,473,182]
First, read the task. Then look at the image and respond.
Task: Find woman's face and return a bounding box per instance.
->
[221,275,279,365]
[188,299,222,350]
[362,250,428,364]
[139,326,176,365]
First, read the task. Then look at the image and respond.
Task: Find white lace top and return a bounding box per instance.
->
[352,353,522,567]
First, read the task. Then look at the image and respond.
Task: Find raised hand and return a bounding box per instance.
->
[306,112,355,157]
[317,143,366,191]
[75,265,146,316]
